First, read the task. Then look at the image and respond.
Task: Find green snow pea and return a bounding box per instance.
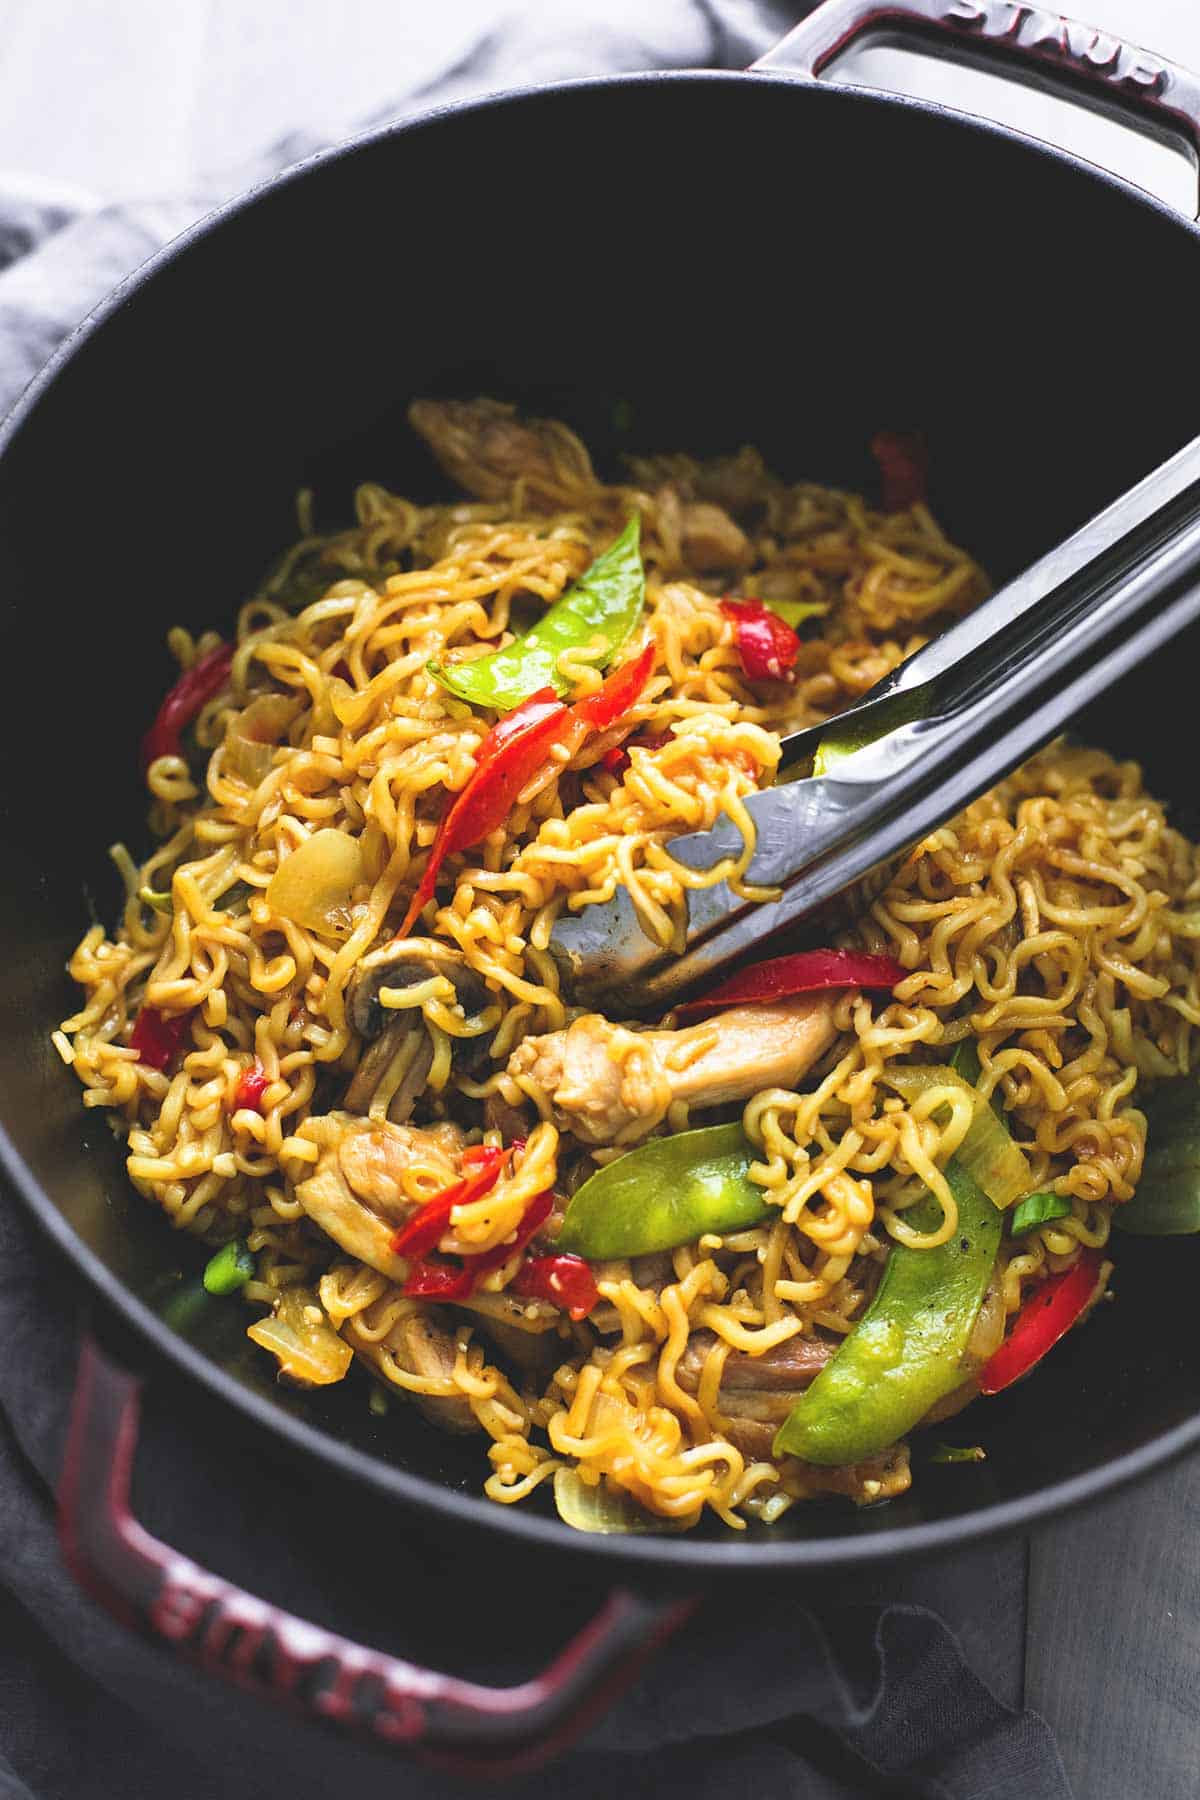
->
[773,1158,1002,1466]
[557,1123,772,1261]
[428,514,644,712]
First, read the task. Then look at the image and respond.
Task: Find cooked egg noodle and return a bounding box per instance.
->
[61,410,1194,1526]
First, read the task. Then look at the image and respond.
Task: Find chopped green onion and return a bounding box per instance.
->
[138,885,172,914]
[1009,1191,1072,1235]
[368,1386,389,1417]
[930,1443,986,1464]
[202,1239,255,1295]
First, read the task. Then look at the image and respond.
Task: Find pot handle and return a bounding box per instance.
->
[755,0,1200,215]
[58,1332,693,1775]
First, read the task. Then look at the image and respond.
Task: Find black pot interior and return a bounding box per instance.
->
[3,73,1200,1563]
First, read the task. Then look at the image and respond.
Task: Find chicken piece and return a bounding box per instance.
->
[466,1311,561,1384]
[674,1328,836,1427]
[346,1304,477,1434]
[680,501,751,573]
[408,397,595,506]
[630,1251,675,1291]
[628,446,772,518]
[506,996,837,1146]
[483,1088,531,1145]
[784,1444,911,1505]
[294,1111,464,1281]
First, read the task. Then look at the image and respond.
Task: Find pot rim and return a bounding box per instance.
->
[5,65,1199,1573]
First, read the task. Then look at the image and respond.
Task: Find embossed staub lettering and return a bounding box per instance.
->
[148,1563,426,1742]
[935,0,1167,98]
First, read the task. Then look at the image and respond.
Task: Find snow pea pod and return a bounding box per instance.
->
[773,1159,1002,1467]
[556,1123,772,1261]
[428,514,644,712]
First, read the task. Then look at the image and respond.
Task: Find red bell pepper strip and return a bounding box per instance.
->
[870,430,928,512]
[720,599,801,684]
[573,640,655,732]
[397,688,567,937]
[399,645,656,936]
[232,1059,271,1113]
[467,1188,555,1281]
[391,1144,511,1258]
[978,1248,1106,1395]
[400,1184,553,1303]
[140,641,235,772]
[600,719,672,779]
[674,948,907,1017]
[513,1254,600,1321]
[128,1006,195,1072]
[403,1256,476,1301]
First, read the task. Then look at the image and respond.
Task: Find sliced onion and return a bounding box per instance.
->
[246,1286,352,1386]
[552,1467,681,1535]
[266,828,363,936]
[225,694,299,785]
[886,1063,1031,1208]
[227,735,276,785]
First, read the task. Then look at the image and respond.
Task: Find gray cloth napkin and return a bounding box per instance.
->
[0,4,1071,1795]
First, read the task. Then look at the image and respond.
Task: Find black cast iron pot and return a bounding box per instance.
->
[3,0,1200,1766]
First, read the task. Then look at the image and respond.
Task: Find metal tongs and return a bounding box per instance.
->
[550,433,1200,1013]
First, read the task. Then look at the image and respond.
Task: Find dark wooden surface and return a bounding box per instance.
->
[1,1,1198,1793]
[1029,1456,1200,1800]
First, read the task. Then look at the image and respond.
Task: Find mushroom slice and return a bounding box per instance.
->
[294,1111,462,1282]
[344,936,496,1123]
[349,936,494,1059]
[342,1021,435,1124]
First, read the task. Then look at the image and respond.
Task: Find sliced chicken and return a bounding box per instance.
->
[680,501,751,573]
[674,1328,836,1428]
[628,446,771,518]
[346,1303,477,1434]
[675,1328,910,1502]
[484,1088,532,1143]
[408,397,596,507]
[506,996,837,1146]
[783,1445,911,1505]
[294,1111,464,1281]
[467,1313,560,1384]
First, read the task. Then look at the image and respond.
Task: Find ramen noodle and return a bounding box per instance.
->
[56,399,1198,1531]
